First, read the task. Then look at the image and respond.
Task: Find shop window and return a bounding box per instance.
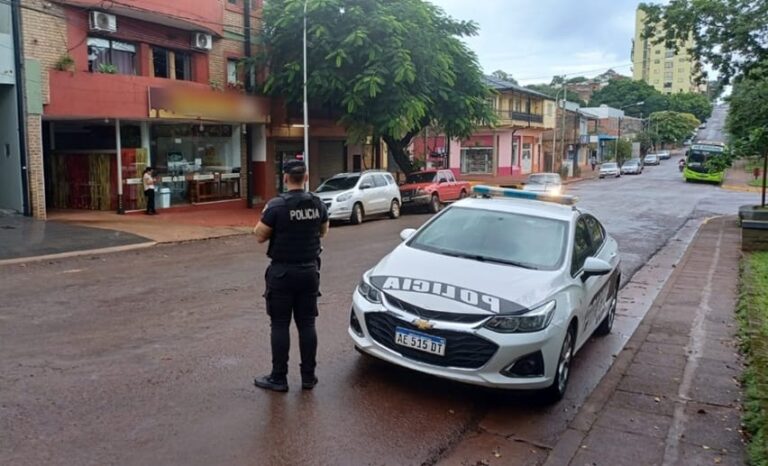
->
[460,147,494,174]
[88,37,136,75]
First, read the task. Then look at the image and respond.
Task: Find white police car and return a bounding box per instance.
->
[349,186,621,401]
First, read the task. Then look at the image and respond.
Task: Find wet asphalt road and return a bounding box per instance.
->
[0,149,759,465]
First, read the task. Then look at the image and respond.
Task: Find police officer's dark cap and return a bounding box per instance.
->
[283,159,306,174]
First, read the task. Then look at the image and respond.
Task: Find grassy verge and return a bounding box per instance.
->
[749,178,767,188]
[738,252,768,466]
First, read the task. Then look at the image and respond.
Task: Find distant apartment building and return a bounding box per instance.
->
[632,7,703,94]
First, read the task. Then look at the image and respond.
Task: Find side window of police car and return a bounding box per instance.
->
[584,215,605,256]
[571,217,592,277]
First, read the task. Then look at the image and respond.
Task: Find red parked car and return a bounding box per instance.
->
[399,169,471,213]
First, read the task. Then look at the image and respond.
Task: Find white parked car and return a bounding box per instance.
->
[349,186,621,401]
[315,171,401,224]
[599,162,621,178]
[522,173,563,195]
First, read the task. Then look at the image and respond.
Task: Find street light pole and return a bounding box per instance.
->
[302,0,310,191]
[551,84,564,173]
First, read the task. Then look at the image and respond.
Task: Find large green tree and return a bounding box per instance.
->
[667,92,713,122]
[589,79,668,117]
[640,1,768,85]
[727,69,768,206]
[649,111,700,146]
[261,0,495,173]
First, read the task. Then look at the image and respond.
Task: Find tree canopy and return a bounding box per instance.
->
[640,1,768,85]
[667,92,713,122]
[525,84,586,107]
[490,70,518,85]
[589,79,668,117]
[649,111,699,145]
[261,0,495,173]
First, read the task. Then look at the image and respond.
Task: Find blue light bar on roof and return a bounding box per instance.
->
[471,185,578,206]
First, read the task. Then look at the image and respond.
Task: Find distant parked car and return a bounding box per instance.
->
[621,160,642,175]
[315,171,402,225]
[398,169,471,213]
[522,173,563,195]
[657,150,671,160]
[599,162,621,178]
[644,154,660,166]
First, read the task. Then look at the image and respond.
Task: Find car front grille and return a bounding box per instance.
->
[384,293,491,324]
[400,189,415,198]
[364,312,498,369]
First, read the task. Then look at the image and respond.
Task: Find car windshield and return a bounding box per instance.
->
[646,155,657,160]
[527,174,560,185]
[601,163,617,169]
[317,175,360,192]
[624,161,638,167]
[405,172,437,184]
[408,207,568,270]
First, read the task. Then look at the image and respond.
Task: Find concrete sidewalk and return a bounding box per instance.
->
[545,216,745,466]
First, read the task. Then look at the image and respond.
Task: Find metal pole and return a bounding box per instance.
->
[551,87,562,173]
[244,0,254,207]
[560,85,566,173]
[302,0,310,191]
[115,118,124,214]
[616,116,621,165]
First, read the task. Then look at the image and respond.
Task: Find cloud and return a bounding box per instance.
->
[429,0,640,84]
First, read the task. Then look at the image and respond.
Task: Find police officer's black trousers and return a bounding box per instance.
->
[265,263,319,381]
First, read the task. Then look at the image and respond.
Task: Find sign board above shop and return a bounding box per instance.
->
[148,87,271,123]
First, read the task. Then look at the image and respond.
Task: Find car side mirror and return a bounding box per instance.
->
[581,257,613,281]
[400,228,416,241]
[360,183,372,190]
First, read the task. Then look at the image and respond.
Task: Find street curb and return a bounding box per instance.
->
[722,184,762,193]
[542,217,717,466]
[0,241,158,266]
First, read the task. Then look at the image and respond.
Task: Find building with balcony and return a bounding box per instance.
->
[411,76,555,184]
[15,0,284,218]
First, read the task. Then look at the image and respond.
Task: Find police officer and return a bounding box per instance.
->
[252,159,329,392]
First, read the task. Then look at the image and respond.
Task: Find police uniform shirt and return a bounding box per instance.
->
[260,190,328,264]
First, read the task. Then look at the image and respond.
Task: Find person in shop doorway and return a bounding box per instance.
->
[252,159,329,392]
[143,167,157,215]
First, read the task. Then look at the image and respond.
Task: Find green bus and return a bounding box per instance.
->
[683,142,727,183]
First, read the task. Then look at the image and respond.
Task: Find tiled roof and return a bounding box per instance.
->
[482,76,553,99]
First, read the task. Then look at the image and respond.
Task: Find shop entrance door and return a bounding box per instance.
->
[274,148,303,193]
[521,142,533,174]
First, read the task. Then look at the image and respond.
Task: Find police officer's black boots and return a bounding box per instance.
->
[301,375,318,390]
[254,374,289,392]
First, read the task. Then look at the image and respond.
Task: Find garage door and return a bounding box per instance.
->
[317,141,346,183]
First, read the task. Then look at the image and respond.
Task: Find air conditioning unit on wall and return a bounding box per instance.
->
[89,11,117,33]
[192,33,213,51]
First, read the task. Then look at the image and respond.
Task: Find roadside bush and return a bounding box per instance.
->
[737,252,768,466]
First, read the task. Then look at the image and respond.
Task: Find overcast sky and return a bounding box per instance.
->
[429,0,644,85]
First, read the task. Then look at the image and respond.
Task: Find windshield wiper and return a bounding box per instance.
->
[441,251,539,270]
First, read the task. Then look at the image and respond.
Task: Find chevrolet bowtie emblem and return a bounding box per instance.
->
[413,318,434,330]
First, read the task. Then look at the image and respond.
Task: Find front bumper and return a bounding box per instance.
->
[600,170,619,177]
[400,194,431,206]
[321,199,354,220]
[348,291,565,390]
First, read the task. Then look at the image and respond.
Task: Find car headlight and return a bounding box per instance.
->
[415,188,428,196]
[547,186,562,195]
[357,278,381,304]
[336,192,353,202]
[484,301,556,333]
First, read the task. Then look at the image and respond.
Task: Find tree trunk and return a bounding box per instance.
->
[382,134,415,174]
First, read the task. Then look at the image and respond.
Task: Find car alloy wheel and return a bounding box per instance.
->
[350,203,364,225]
[596,279,618,336]
[388,200,400,219]
[544,326,575,402]
[428,194,440,214]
